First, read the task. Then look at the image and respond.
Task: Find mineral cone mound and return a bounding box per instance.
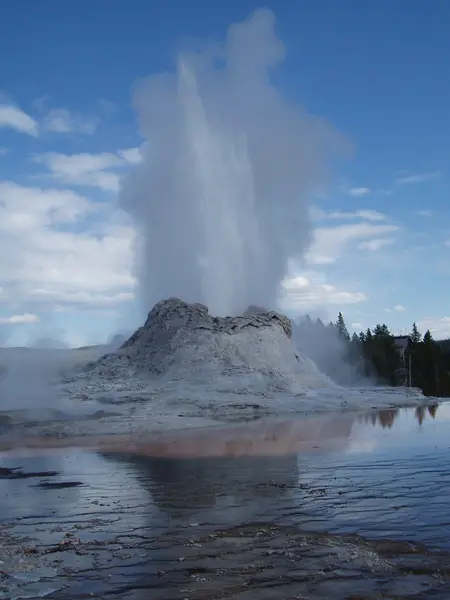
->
[87,298,337,393]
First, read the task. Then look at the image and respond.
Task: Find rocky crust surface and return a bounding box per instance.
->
[83,298,336,393]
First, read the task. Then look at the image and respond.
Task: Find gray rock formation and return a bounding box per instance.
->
[86,297,336,393]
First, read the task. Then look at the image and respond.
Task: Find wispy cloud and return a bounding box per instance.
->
[347,186,370,197]
[311,208,388,222]
[33,148,143,192]
[280,270,367,312]
[43,108,100,135]
[118,147,144,165]
[97,99,117,116]
[30,289,134,307]
[0,313,39,325]
[358,238,395,251]
[395,171,440,185]
[0,103,39,136]
[329,209,387,222]
[306,222,400,265]
[385,304,405,313]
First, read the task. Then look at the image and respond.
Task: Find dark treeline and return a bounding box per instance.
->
[293,313,450,397]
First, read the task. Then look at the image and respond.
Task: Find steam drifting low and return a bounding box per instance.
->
[120,8,343,316]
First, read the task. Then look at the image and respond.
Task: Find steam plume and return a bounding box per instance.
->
[120,9,343,316]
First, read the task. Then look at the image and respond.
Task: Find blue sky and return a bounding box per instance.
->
[1,0,450,346]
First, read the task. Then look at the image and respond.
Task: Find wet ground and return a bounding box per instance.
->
[1,402,449,599]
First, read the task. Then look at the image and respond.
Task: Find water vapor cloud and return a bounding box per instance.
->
[121,9,344,316]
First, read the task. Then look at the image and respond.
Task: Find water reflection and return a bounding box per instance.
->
[1,402,450,599]
[358,403,439,430]
[109,453,298,522]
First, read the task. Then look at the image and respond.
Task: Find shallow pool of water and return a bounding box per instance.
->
[0,402,449,599]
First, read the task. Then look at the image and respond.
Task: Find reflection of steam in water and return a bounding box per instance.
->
[100,415,354,523]
[112,453,298,518]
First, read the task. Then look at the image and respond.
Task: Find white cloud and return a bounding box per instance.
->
[98,98,117,116]
[43,108,99,135]
[328,209,387,222]
[385,304,405,314]
[312,208,387,222]
[29,290,134,307]
[0,181,136,312]
[351,322,363,330]
[416,209,433,217]
[0,180,93,230]
[347,187,370,197]
[419,317,450,339]
[279,270,367,313]
[33,148,142,192]
[358,238,394,251]
[306,222,400,265]
[395,171,440,185]
[0,313,39,325]
[118,147,144,165]
[0,103,38,136]
[352,210,387,221]
[35,152,123,176]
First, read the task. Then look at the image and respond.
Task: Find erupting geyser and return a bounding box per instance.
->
[120,8,343,317]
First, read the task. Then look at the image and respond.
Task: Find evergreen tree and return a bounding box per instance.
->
[363,323,400,385]
[410,322,422,343]
[423,329,433,344]
[413,329,442,396]
[347,332,365,379]
[373,323,391,337]
[336,312,350,342]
